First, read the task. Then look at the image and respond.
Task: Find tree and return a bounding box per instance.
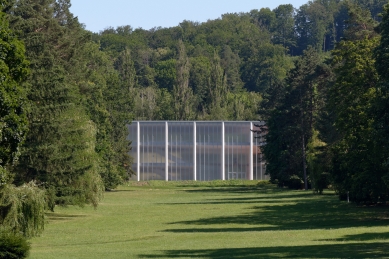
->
[373,3,389,194]
[115,48,137,90]
[374,4,389,79]
[343,2,378,41]
[7,0,103,208]
[73,42,133,190]
[155,59,176,91]
[173,39,194,120]
[220,45,243,92]
[0,10,29,172]
[226,91,262,120]
[262,47,325,189]
[250,8,276,32]
[241,43,293,93]
[328,4,382,203]
[0,6,45,238]
[189,55,212,115]
[272,4,296,52]
[206,50,228,120]
[295,1,337,53]
[0,230,30,258]
[354,0,388,21]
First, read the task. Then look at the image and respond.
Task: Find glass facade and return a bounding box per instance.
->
[127,121,268,181]
[168,122,194,181]
[224,122,250,180]
[196,122,222,181]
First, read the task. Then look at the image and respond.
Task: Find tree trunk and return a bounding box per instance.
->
[302,133,308,190]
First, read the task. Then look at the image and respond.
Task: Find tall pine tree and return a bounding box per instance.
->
[7,0,103,208]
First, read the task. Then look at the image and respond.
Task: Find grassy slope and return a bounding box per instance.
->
[29,181,389,259]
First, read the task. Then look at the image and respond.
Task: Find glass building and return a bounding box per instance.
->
[127,121,267,181]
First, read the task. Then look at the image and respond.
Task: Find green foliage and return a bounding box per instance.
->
[262,47,326,188]
[374,4,389,80]
[272,4,296,50]
[173,39,194,120]
[241,43,293,92]
[89,1,389,124]
[0,230,30,259]
[0,10,29,169]
[0,182,45,237]
[204,50,228,120]
[226,91,262,120]
[155,59,176,91]
[373,3,389,195]
[6,0,105,205]
[250,8,276,31]
[295,1,337,52]
[0,4,47,239]
[306,129,328,193]
[327,5,387,203]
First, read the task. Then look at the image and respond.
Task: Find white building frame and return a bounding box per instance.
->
[127,121,266,181]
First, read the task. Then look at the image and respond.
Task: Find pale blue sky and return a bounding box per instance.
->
[70,0,309,33]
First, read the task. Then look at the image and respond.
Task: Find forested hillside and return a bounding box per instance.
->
[0,0,389,245]
[93,0,386,121]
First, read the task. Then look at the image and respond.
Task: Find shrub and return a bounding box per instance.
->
[0,182,46,237]
[0,230,30,259]
[286,175,304,190]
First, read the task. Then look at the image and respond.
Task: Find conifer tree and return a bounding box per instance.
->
[0,5,46,237]
[7,0,103,207]
[328,4,382,202]
[373,3,389,193]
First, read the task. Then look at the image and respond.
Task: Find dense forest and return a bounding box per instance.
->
[1,0,389,248]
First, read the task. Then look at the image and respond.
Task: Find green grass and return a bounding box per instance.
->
[28,181,389,259]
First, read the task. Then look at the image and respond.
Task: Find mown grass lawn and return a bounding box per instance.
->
[28,181,389,259]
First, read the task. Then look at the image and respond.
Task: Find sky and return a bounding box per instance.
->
[70,0,309,33]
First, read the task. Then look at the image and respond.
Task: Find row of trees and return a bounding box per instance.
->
[94,0,388,121]
[0,0,132,240]
[261,2,389,204]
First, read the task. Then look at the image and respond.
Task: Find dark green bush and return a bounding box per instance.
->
[0,230,30,259]
[286,175,304,190]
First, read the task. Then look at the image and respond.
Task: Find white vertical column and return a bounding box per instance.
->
[222,121,225,180]
[249,122,254,180]
[165,121,169,181]
[193,121,197,181]
[137,121,140,182]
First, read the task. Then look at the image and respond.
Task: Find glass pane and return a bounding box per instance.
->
[224,122,251,180]
[168,122,194,181]
[139,122,166,180]
[196,122,222,181]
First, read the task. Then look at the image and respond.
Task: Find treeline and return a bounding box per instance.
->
[0,0,132,240]
[260,2,389,205]
[92,0,386,121]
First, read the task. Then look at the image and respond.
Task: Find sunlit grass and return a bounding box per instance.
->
[28,181,389,259]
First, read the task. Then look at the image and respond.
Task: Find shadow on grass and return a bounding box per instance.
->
[36,235,164,247]
[108,189,135,192]
[138,243,389,258]
[318,232,389,242]
[181,185,283,195]
[159,192,315,206]
[46,213,87,221]
[163,194,389,232]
